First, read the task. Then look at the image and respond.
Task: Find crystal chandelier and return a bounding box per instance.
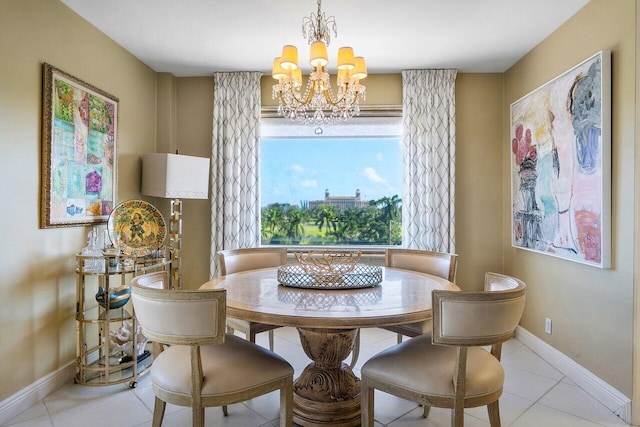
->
[272,0,367,126]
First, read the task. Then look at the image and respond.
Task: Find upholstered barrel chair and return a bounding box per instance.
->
[130,273,294,427]
[361,273,526,427]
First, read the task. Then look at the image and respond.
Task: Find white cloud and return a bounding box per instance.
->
[300,180,317,188]
[363,167,387,183]
[289,164,305,172]
[376,153,384,162]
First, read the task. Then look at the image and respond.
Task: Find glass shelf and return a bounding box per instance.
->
[76,305,132,322]
[75,253,168,387]
[75,343,153,386]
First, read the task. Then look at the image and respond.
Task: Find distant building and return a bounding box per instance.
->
[308,189,370,211]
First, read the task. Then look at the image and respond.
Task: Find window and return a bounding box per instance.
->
[260,116,402,246]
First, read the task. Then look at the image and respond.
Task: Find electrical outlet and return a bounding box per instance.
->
[545,317,552,335]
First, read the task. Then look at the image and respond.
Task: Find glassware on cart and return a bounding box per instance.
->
[81,228,104,272]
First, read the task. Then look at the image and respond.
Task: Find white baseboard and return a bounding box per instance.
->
[515,326,631,424]
[0,362,75,425]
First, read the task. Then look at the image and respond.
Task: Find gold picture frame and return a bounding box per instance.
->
[41,63,118,228]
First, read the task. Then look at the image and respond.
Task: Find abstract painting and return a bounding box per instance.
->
[510,51,611,268]
[41,63,118,228]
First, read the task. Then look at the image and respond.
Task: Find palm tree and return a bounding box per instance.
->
[332,208,360,243]
[370,195,402,245]
[312,204,339,236]
[349,206,381,244]
[283,206,305,243]
[262,204,284,237]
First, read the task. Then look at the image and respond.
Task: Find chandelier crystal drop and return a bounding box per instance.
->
[272,0,367,126]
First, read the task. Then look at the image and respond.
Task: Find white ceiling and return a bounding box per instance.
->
[60,0,590,77]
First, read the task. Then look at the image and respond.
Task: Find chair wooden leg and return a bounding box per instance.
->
[487,400,501,427]
[280,378,293,427]
[268,330,275,351]
[422,404,431,418]
[193,403,204,427]
[152,397,166,427]
[349,329,360,368]
[451,405,464,427]
[361,377,375,427]
[396,333,403,344]
[222,405,228,416]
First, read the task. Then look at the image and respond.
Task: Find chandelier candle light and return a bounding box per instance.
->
[272,0,367,126]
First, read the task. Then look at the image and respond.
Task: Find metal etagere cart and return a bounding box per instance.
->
[74,251,169,388]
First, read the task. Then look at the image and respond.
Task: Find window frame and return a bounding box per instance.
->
[260,108,403,251]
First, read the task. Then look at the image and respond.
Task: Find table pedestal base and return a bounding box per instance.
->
[293,328,361,427]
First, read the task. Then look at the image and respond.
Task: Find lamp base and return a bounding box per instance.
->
[169,199,182,289]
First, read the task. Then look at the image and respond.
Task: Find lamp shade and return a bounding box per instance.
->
[272,57,287,80]
[141,153,210,199]
[280,45,299,70]
[337,47,355,70]
[353,57,368,79]
[309,41,329,68]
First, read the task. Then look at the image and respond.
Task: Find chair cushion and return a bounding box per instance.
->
[362,334,504,400]
[151,334,293,397]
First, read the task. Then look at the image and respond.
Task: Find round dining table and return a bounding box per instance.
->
[199,266,459,427]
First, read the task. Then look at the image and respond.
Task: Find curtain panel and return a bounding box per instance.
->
[210,72,262,278]
[401,69,457,253]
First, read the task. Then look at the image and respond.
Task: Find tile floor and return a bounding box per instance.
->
[3,328,629,427]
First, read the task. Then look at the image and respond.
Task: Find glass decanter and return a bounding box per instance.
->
[81,228,104,273]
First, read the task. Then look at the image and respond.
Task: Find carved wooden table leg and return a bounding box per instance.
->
[293,327,361,427]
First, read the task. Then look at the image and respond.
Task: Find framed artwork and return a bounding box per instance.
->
[510,51,611,268]
[41,63,118,228]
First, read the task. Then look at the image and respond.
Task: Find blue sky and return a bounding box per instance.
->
[261,138,402,207]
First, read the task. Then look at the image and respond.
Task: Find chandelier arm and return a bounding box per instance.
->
[275,80,317,107]
[321,84,361,108]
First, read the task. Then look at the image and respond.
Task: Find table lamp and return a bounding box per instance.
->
[141,153,210,289]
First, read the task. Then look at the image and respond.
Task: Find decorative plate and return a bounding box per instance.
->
[107,200,166,257]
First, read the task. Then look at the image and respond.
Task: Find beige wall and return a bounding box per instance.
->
[1,0,636,412]
[0,0,157,401]
[175,78,214,288]
[455,74,505,289]
[503,0,636,396]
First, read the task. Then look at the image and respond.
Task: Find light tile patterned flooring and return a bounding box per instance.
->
[4,328,629,427]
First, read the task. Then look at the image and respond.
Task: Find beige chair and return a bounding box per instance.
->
[132,270,169,289]
[383,248,458,343]
[361,272,526,427]
[131,271,169,357]
[130,274,294,427]
[349,249,457,369]
[218,247,287,351]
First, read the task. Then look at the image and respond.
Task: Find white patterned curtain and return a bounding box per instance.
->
[402,69,457,252]
[210,72,262,278]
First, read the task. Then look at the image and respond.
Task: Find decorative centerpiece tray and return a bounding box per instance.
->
[277,251,382,290]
